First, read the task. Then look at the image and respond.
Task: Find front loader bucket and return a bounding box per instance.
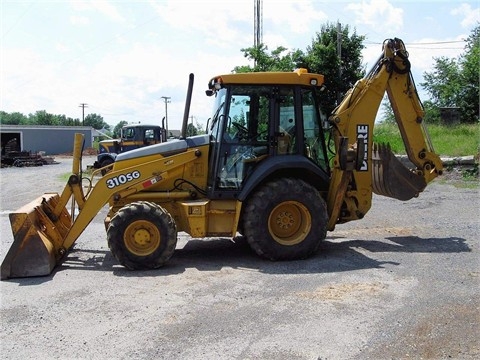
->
[372,143,427,201]
[1,193,72,280]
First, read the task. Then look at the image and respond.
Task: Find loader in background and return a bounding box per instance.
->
[1,38,443,280]
[93,122,167,175]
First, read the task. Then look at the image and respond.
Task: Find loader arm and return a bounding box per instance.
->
[65,138,205,251]
[1,134,205,279]
[326,38,443,230]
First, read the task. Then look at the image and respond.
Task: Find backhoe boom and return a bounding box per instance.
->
[326,38,443,230]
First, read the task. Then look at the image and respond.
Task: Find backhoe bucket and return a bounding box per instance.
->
[372,143,427,201]
[1,193,72,280]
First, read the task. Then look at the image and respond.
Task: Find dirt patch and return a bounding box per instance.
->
[438,165,479,185]
[297,281,388,301]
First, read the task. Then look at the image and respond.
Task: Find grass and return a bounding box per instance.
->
[374,122,479,188]
[373,123,479,157]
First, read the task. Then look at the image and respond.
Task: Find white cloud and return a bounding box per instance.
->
[451,3,480,28]
[70,0,125,23]
[346,0,403,32]
[55,43,70,53]
[264,0,328,35]
[93,0,125,22]
[2,48,61,113]
[70,15,89,26]
[148,1,251,49]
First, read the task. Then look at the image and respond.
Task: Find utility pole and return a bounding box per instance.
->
[161,96,171,136]
[79,103,88,126]
[254,0,263,67]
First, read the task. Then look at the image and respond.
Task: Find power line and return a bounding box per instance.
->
[364,40,465,45]
[407,40,465,45]
[407,47,465,50]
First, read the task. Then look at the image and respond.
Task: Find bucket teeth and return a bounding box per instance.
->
[372,143,427,201]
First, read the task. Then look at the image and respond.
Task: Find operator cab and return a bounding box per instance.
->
[205,69,330,199]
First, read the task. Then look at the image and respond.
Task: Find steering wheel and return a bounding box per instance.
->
[232,122,248,134]
[232,122,249,140]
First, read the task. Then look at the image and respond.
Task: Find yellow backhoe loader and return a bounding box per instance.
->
[1,38,443,279]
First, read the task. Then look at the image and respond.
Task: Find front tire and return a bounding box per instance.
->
[107,201,177,270]
[100,158,114,176]
[243,178,328,260]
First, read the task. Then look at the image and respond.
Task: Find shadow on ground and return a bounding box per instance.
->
[5,233,470,285]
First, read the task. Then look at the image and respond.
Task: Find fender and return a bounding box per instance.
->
[238,155,330,202]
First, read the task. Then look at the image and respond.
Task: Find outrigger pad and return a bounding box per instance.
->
[372,143,427,201]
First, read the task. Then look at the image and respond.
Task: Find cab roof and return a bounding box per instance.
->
[208,68,324,89]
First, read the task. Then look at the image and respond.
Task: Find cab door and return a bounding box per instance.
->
[270,86,298,156]
[207,86,271,198]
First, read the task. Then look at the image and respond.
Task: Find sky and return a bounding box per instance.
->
[1,0,479,131]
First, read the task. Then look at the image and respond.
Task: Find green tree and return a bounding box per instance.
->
[195,120,205,134]
[32,110,57,125]
[380,98,395,124]
[421,24,479,123]
[113,121,128,137]
[421,57,462,107]
[65,117,80,126]
[234,44,303,73]
[0,111,28,125]
[304,23,366,116]
[84,113,109,130]
[186,122,198,137]
[458,25,479,123]
[1,111,83,126]
[53,115,81,126]
[234,23,365,118]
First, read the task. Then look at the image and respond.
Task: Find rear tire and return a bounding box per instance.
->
[107,201,177,270]
[243,178,327,260]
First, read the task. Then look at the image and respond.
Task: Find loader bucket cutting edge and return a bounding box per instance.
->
[1,193,71,280]
[372,143,427,201]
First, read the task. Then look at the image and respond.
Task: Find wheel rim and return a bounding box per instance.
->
[268,201,311,245]
[124,220,161,256]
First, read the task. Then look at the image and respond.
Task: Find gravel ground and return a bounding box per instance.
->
[0,156,479,360]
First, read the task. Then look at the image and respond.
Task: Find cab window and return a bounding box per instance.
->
[122,128,135,140]
[144,129,155,140]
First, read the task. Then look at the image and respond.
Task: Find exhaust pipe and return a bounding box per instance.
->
[181,73,194,139]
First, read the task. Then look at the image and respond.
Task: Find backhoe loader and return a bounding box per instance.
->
[1,38,443,279]
[93,122,167,175]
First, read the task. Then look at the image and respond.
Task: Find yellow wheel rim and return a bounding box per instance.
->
[268,201,311,245]
[124,220,161,256]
